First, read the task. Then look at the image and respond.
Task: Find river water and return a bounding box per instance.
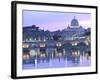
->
[22,50,91,69]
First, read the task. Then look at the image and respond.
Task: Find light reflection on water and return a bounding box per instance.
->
[22,50,91,69]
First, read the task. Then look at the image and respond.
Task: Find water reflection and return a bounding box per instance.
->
[22,48,91,69]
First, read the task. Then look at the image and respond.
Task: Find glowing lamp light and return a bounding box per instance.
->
[56,42,62,47]
[40,43,45,47]
[22,44,29,48]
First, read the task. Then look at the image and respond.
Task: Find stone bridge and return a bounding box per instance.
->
[23,36,90,49]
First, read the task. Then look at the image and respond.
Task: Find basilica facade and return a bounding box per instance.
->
[62,17,86,40]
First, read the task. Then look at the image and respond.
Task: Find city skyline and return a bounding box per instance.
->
[23,10,91,31]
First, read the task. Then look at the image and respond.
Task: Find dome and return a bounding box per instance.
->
[71,17,79,26]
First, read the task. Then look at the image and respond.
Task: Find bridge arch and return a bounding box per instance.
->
[77,42,88,50]
[62,42,72,50]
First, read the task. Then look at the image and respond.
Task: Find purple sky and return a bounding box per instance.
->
[23,10,91,31]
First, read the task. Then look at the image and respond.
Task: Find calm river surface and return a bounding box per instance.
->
[22,50,91,69]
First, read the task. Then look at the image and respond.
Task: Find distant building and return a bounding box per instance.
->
[62,17,86,40]
[23,25,51,41]
[23,16,90,42]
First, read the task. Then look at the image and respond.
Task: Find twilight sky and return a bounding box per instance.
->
[23,10,91,31]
